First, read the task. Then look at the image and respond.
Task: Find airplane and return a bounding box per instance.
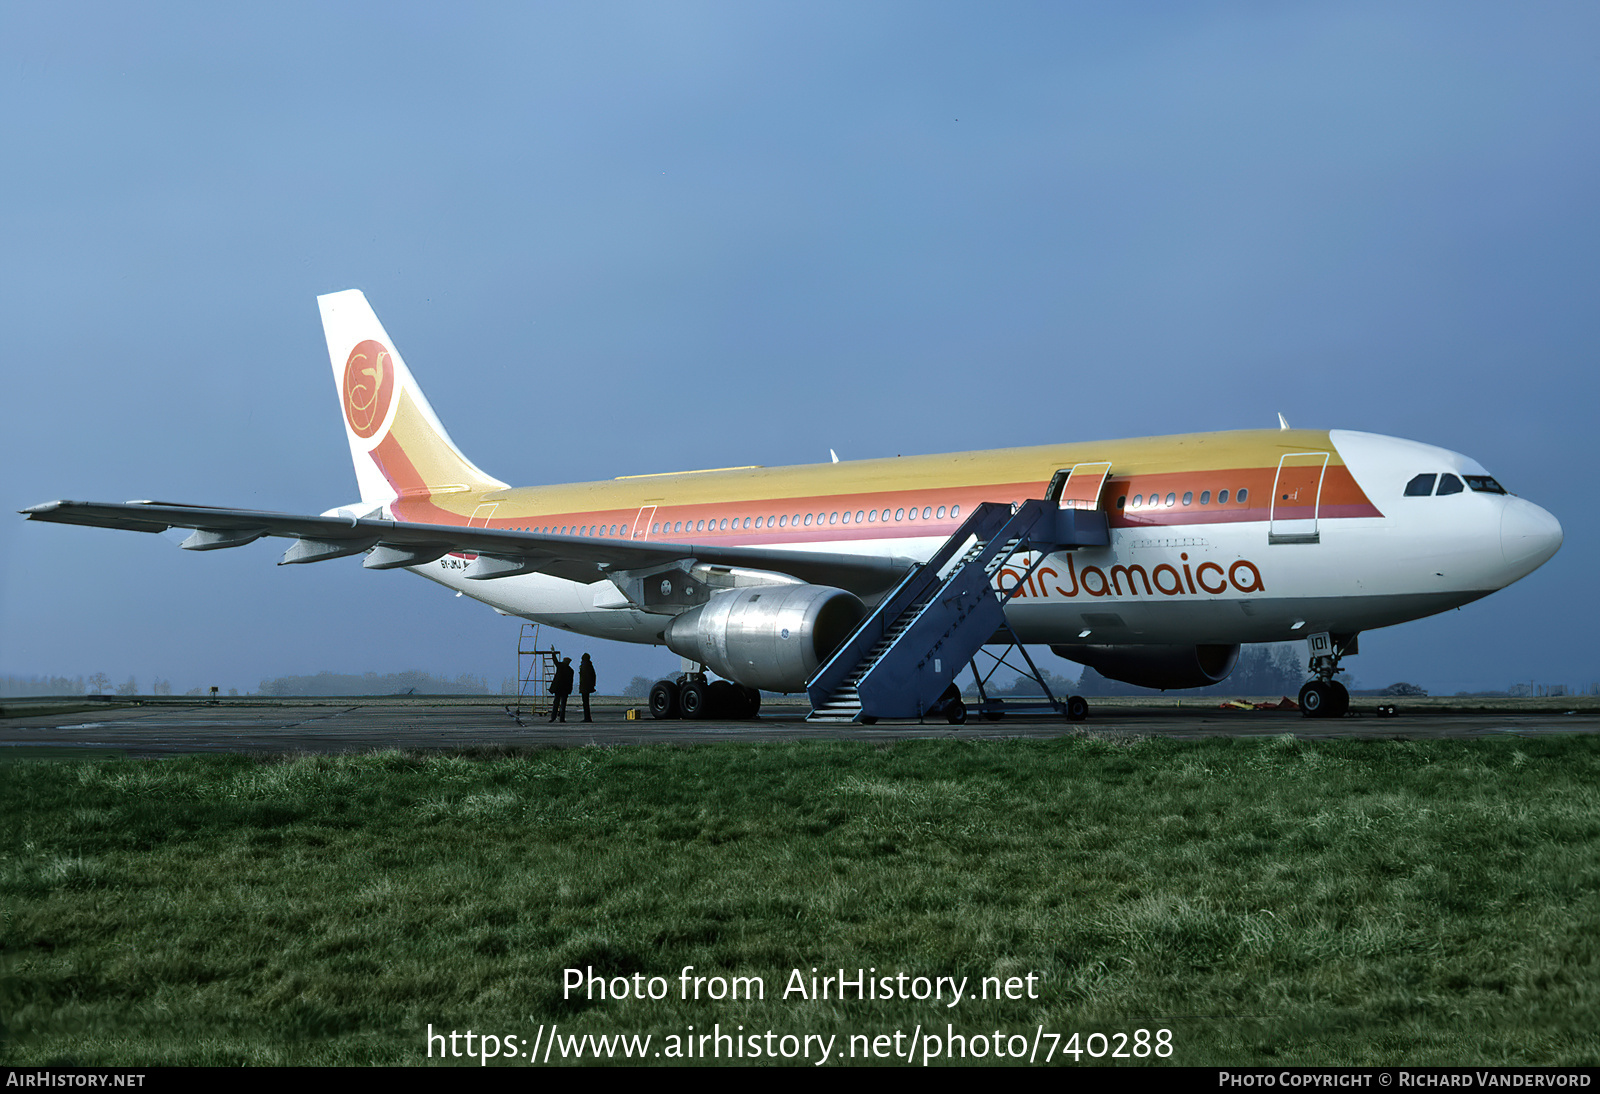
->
[22,290,1563,722]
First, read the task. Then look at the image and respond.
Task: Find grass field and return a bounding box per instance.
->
[3,733,1597,1066]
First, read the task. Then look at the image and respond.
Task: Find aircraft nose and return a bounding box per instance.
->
[1501,497,1563,574]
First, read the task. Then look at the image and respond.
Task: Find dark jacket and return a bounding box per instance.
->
[551,663,574,696]
[579,659,596,694]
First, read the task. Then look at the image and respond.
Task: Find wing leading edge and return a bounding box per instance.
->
[21,500,916,597]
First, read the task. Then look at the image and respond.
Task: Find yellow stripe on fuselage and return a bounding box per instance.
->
[437,429,1344,518]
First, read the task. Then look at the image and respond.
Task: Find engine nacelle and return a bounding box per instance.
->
[665,584,866,693]
[1051,643,1240,691]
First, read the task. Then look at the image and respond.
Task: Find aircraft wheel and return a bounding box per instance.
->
[859,715,878,725]
[982,710,1006,722]
[1330,681,1350,718]
[741,686,762,719]
[946,700,968,726]
[648,680,679,720]
[1299,680,1331,718]
[708,680,737,718]
[1066,695,1089,722]
[680,680,710,720]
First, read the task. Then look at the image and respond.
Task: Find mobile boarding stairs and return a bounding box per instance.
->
[806,499,1108,724]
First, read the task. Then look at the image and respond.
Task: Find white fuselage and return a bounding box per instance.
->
[407,430,1562,651]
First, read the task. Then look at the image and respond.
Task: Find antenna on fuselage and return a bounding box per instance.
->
[829,449,839,463]
[1277,413,1291,431]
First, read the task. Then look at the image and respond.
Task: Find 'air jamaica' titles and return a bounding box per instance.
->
[998,552,1265,600]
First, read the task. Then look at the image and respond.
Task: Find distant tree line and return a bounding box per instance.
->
[256,671,495,696]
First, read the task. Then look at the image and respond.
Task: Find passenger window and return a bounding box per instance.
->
[1200,490,1210,505]
[951,505,960,518]
[937,506,946,519]
[923,507,932,519]
[1405,474,1437,497]
[1165,493,1176,507]
[1130,495,1142,509]
[895,508,905,521]
[1237,489,1248,504]
[867,510,876,523]
[1182,491,1193,506]
[1437,474,1464,495]
[857,510,865,522]
[1116,496,1126,509]
[1218,490,1229,504]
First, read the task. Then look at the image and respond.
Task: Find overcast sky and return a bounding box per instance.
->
[3,2,1595,696]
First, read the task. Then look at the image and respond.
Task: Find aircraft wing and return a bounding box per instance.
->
[21,500,917,597]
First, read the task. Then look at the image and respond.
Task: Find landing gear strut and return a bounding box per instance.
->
[1299,632,1354,719]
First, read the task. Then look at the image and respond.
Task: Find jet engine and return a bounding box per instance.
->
[1051,643,1240,691]
[665,584,866,693]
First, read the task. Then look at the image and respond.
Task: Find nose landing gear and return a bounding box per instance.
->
[1299,631,1355,719]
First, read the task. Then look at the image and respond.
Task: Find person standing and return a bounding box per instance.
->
[549,657,573,722]
[578,653,597,722]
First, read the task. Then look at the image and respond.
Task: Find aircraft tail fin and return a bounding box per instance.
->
[318,290,508,508]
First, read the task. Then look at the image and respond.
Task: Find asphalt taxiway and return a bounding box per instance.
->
[1,699,1595,758]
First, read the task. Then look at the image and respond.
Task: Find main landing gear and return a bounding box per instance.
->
[1298,632,1355,719]
[648,673,763,720]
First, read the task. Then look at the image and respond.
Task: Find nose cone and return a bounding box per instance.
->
[1501,497,1563,579]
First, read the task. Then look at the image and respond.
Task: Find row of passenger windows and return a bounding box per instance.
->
[1116,488,1248,511]
[506,504,965,539]
[653,504,962,536]
[1405,473,1507,497]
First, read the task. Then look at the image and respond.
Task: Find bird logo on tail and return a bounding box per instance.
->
[341,339,395,440]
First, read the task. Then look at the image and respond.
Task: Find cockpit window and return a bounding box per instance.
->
[1437,474,1464,495]
[1465,475,1507,495]
[1404,473,1436,497]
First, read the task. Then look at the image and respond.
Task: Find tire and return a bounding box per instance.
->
[982,710,1006,722]
[946,700,967,726]
[679,680,710,720]
[741,686,762,719]
[1330,681,1350,718]
[1299,680,1330,718]
[1066,695,1089,722]
[648,680,679,720]
[708,680,736,719]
